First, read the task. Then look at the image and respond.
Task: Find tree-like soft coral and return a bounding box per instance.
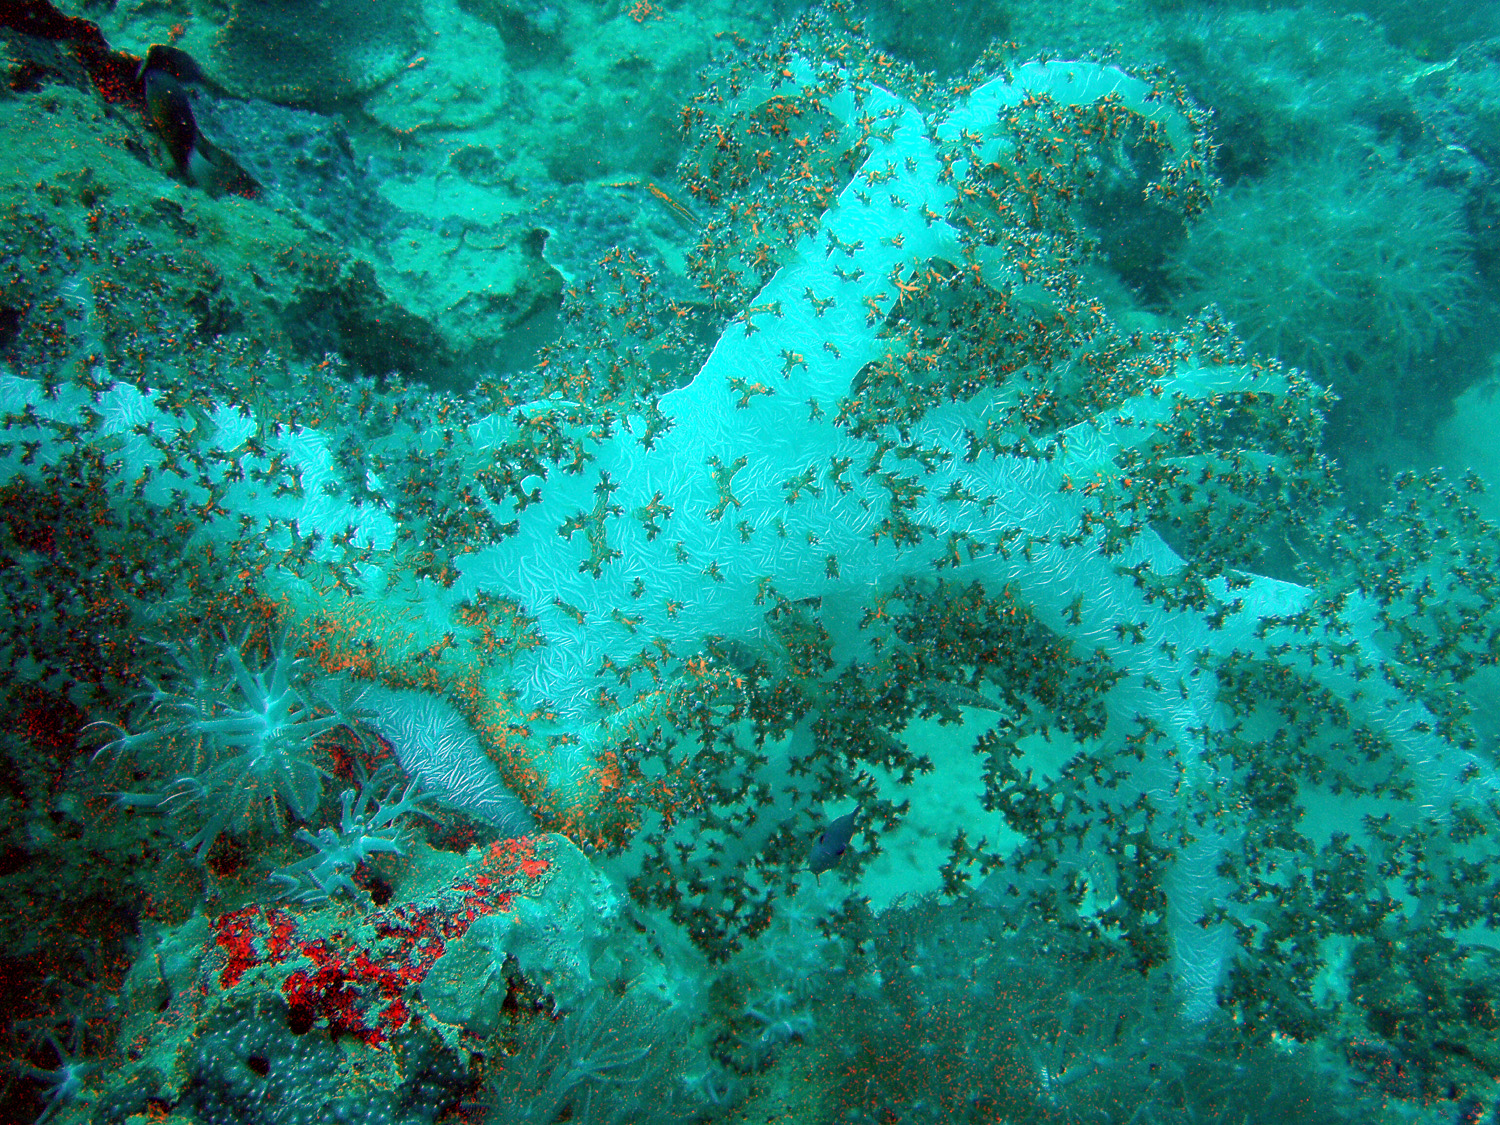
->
[93,631,363,859]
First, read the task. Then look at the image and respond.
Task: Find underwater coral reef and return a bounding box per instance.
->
[3,0,1500,1123]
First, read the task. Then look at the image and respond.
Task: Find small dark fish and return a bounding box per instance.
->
[142,66,204,183]
[809,807,858,876]
[140,43,213,88]
[138,45,258,197]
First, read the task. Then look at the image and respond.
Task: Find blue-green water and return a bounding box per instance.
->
[3,0,1500,1122]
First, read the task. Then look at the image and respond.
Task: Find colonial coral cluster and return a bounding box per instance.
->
[3,2,1500,1124]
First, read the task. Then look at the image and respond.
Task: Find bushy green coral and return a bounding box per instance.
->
[1173,154,1475,384]
[802,897,1374,1124]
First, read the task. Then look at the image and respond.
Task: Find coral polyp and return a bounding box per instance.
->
[94,632,357,857]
